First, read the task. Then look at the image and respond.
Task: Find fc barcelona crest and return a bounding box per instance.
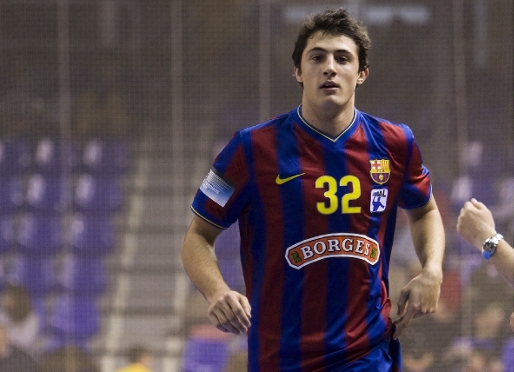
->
[369,159,390,185]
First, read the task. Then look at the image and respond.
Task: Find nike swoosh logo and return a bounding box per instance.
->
[275,173,305,185]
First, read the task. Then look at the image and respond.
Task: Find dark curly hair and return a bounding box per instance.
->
[292,8,371,73]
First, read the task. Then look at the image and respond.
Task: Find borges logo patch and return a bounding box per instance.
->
[285,233,380,269]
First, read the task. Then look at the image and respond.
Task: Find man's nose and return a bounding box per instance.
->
[323,56,336,76]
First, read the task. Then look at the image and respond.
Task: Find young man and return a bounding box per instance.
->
[457,198,514,332]
[182,8,445,371]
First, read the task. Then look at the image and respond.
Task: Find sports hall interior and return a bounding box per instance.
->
[0,1,512,371]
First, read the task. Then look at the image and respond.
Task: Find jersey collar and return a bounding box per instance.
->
[295,105,359,143]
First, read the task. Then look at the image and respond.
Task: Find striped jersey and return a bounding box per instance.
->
[191,106,431,371]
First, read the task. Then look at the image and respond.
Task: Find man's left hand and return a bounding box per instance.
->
[393,268,442,339]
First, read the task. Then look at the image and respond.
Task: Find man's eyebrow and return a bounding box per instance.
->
[307,47,353,55]
[307,47,327,53]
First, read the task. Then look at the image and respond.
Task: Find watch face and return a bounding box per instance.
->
[484,242,495,252]
[483,234,502,260]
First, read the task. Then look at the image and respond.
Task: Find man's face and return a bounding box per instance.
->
[294,31,368,113]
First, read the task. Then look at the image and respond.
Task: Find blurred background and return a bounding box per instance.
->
[0,0,512,371]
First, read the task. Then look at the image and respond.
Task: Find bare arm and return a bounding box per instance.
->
[485,241,514,287]
[457,198,514,287]
[393,195,445,339]
[181,216,251,334]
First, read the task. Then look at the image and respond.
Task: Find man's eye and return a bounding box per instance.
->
[337,57,348,63]
[312,55,323,61]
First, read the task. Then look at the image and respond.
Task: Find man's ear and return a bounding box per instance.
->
[293,66,303,83]
[357,67,369,85]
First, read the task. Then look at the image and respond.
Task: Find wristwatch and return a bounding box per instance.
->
[482,233,504,260]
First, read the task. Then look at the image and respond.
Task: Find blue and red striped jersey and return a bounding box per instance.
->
[191,106,431,371]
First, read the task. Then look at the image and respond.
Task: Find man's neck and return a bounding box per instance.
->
[300,102,356,138]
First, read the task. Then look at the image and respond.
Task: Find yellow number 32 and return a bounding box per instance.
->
[315,175,362,215]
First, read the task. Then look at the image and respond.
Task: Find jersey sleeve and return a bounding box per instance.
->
[191,133,251,229]
[397,126,432,209]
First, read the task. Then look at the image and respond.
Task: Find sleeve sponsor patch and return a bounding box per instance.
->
[200,169,235,207]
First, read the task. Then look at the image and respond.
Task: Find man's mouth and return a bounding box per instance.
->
[320,81,339,89]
